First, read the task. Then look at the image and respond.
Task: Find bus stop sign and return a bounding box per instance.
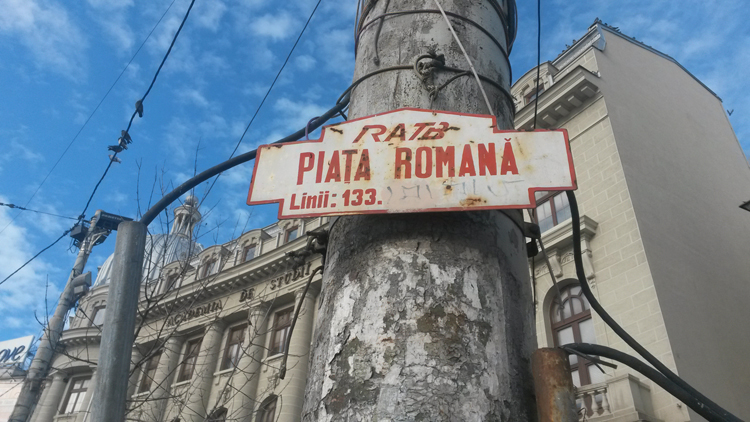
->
[247,108,576,218]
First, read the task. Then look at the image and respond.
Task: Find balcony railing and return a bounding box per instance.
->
[577,382,611,419]
[575,374,662,421]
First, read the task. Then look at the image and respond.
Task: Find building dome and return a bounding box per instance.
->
[93,198,204,287]
[184,194,199,207]
[93,234,203,287]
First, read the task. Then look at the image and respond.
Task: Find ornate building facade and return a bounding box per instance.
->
[28,196,328,422]
[518,21,750,422]
[24,21,750,422]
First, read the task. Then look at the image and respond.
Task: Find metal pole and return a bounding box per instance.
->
[10,218,103,422]
[532,348,578,422]
[302,1,535,420]
[89,221,147,422]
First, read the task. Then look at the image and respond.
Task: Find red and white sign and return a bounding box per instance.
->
[247,108,576,218]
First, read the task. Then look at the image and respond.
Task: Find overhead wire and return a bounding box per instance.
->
[0,0,178,236]
[0,229,71,287]
[0,202,77,221]
[0,0,193,287]
[140,94,350,226]
[198,0,324,206]
[79,0,197,222]
[432,0,494,116]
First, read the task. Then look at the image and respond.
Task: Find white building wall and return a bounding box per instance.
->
[593,31,750,420]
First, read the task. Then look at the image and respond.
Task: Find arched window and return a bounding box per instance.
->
[550,284,603,386]
[258,396,277,422]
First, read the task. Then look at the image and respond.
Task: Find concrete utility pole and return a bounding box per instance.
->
[11,217,106,422]
[302,1,536,421]
[90,221,147,422]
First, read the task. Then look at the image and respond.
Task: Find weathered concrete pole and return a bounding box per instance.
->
[302,1,536,421]
[90,221,148,422]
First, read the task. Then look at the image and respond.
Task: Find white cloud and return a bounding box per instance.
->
[86,0,133,8]
[315,28,354,77]
[194,0,227,31]
[161,113,234,165]
[86,0,135,51]
[249,12,297,41]
[272,97,328,130]
[295,54,316,71]
[178,88,211,108]
[0,196,64,335]
[0,0,88,77]
[0,140,44,166]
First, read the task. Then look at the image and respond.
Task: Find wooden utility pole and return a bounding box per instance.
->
[302,1,536,420]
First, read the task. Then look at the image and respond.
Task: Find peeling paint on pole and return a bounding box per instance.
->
[304,213,536,421]
[302,0,536,420]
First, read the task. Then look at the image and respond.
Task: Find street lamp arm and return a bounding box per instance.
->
[139,94,350,226]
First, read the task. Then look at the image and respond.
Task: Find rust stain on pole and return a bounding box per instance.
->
[533,348,578,422]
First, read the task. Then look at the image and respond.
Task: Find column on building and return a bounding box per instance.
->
[142,336,184,422]
[73,369,97,422]
[28,377,51,422]
[126,346,144,399]
[279,287,318,422]
[182,320,225,422]
[229,302,271,420]
[32,371,67,422]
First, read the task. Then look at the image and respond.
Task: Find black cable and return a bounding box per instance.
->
[0,229,72,287]
[0,0,178,237]
[139,94,350,226]
[128,0,196,131]
[336,61,515,115]
[279,266,323,379]
[566,190,742,422]
[562,343,738,422]
[0,202,77,221]
[356,9,512,79]
[199,0,323,205]
[77,0,196,223]
[355,0,516,54]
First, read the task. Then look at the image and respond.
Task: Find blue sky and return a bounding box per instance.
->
[0,0,748,342]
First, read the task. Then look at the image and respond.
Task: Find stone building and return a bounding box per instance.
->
[516,20,750,421]
[28,196,328,422]
[24,20,749,422]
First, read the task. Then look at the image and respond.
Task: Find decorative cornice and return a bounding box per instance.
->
[139,238,318,318]
[541,214,598,250]
[514,66,600,129]
[532,215,599,281]
[59,326,102,347]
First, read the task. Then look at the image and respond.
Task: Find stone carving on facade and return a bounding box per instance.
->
[546,249,564,278]
[534,264,549,277]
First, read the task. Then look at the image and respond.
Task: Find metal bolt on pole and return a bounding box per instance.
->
[89,221,147,422]
[302,1,535,420]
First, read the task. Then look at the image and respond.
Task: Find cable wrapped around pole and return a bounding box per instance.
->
[565,191,741,422]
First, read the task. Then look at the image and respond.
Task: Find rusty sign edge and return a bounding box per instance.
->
[246,108,577,220]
